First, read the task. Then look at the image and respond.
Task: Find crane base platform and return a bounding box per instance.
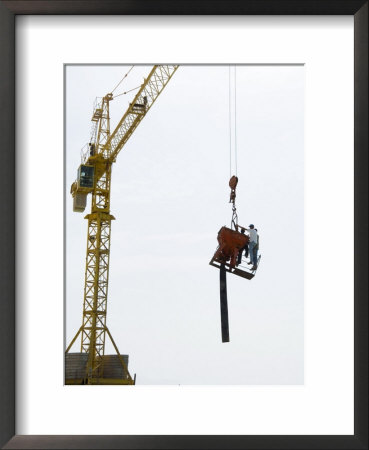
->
[65,352,135,385]
[65,378,134,385]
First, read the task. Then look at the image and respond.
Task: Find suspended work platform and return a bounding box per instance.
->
[209,255,261,280]
[209,225,261,280]
[209,254,261,280]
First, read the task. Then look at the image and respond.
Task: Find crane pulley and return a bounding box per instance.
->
[229,175,239,229]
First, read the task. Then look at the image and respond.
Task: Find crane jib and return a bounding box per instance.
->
[103,65,179,162]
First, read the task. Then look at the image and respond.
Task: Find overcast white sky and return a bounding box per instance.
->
[65,64,304,385]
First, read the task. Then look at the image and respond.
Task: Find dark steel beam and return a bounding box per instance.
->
[220,265,229,343]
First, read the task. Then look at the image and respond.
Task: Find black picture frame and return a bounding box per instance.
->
[0,1,367,449]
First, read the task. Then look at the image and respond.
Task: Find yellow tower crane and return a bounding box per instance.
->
[66,65,178,385]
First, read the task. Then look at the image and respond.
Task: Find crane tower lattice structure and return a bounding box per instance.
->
[66,65,178,385]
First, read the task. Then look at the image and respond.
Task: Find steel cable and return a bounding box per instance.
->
[111,65,134,94]
[113,85,142,99]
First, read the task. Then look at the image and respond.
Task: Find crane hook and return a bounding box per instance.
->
[229,175,238,230]
[229,175,238,204]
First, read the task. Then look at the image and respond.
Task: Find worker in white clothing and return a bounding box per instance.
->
[245,224,258,270]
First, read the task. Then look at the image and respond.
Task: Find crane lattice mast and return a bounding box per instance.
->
[66,65,178,385]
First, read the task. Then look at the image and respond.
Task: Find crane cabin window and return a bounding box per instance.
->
[77,165,94,189]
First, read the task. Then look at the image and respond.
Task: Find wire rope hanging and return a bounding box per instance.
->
[234,66,238,176]
[111,65,135,94]
[228,65,239,230]
[229,65,238,179]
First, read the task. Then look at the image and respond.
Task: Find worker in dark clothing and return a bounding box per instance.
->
[253,228,259,269]
[237,228,249,266]
[89,143,95,156]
